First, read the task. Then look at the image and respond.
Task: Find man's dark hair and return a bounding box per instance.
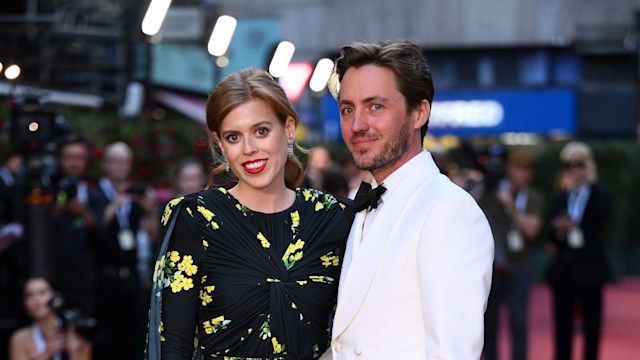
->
[329,40,435,139]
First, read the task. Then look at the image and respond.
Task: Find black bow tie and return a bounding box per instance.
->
[353,182,387,213]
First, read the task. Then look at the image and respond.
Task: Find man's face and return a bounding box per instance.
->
[103,150,132,183]
[338,65,421,182]
[60,143,89,179]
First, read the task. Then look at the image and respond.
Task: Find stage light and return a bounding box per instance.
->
[4,64,21,80]
[141,0,173,36]
[208,15,237,57]
[269,41,295,78]
[309,58,334,92]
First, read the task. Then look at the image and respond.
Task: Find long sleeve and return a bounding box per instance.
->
[417,190,494,359]
[160,205,205,359]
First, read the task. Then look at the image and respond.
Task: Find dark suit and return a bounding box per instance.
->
[91,181,148,360]
[545,183,612,360]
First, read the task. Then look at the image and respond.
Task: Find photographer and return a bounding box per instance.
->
[9,277,92,360]
[51,135,99,319]
[91,141,157,360]
[475,148,543,360]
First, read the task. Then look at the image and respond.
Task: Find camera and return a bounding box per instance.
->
[57,181,79,203]
[48,293,97,338]
[8,94,72,155]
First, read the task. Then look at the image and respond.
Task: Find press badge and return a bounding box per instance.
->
[118,229,136,251]
[507,230,525,252]
[567,227,584,249]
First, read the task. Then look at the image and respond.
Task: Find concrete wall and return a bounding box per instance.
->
[214,0,640,59]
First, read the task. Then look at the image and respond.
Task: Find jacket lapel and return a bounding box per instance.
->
[332,151,440,339]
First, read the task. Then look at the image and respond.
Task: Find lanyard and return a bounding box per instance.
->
[514,189,528,212]
[567,185,590,223]
[99,178,131,230]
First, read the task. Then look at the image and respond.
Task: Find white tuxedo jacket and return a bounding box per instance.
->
[330,151,494,359]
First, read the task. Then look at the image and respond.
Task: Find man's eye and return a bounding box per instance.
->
[341,107,353,115]
[372,104,383,110]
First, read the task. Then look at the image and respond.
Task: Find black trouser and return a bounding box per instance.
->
[551,282,603,360]
[94,266,145,360]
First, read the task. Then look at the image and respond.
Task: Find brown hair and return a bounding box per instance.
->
[205,68,304,189]
[329,40,435,139]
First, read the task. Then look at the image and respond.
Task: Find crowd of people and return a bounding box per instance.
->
[0,39,614,360]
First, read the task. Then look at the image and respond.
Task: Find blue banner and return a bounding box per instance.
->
[429,89,576,136]
[321,88,576,138]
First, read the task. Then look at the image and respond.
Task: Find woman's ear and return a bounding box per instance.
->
[285,116,296,140]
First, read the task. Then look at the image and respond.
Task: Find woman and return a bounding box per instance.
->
[9,277,92,360]
[545,141,612,360]
[147,68,353,359]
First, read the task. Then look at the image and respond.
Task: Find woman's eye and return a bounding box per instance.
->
[226,134,239,143]
[256,127,269,137]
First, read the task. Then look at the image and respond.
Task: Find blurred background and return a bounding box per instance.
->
[1,0,639,359]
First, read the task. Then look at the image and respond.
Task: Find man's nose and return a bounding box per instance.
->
[351,109,369,133]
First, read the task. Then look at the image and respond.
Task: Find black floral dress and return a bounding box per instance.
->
[147,187,353,360]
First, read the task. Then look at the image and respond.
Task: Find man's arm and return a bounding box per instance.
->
[417,191,494,359]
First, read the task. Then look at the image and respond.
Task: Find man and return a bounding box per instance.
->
[92,141,157,360]
[328,40,494,358]
[477,150,543,360]
[51,135,99,319]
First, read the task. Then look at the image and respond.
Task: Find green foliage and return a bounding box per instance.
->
[52,106,210,186]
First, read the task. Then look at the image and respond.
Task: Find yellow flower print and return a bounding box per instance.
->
[296,280,308,285]
[158,321,166,342]
[320,254,340,267]
[309,275,334,284]
[282,239,305,270]
[257,232,271,248]
[199,290,213,306]
[161,197,184,226]
[170,273,194,293]
[153,255,165,282]
[205,285,215,292]
[178,255,198,276]
[169,251,180,264]
[339,202,346,210]
[203,315,230,334]
[290,211,300,235]
[197,206,219,229]
[259,319,271,340]
[218,187,227,194]
[201,275,207,283]
[272,337,285,354]
[202,239,209,248]
[302,189,314,201]
[186,207,193,216]
[315,202,324,211]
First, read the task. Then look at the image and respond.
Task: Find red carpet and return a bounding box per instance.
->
[497,277,640,359]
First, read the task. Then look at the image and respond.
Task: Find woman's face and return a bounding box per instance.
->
[24,278,54,320]
[176,164,206,196]
[214,99,295,193]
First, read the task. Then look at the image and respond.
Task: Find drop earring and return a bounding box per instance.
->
[287,138,294,158]
[222,152,230,172]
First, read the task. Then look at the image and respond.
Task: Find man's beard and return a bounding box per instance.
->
[352,120,410,173]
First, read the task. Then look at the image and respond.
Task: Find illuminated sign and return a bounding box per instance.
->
[430,100,504,128]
